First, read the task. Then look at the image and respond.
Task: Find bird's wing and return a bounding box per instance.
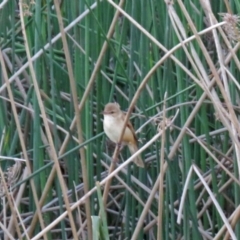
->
[122,112,138,144]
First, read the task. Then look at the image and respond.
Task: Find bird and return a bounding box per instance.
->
[102,102,144,168]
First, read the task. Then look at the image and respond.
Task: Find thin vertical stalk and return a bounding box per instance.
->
[52,0,87,238]
[157,94,167,239]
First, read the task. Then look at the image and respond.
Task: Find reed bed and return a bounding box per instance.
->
[0,0,240,239]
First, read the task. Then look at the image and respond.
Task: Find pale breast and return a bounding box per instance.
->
[103,115,131,144]
[103,115,121,143]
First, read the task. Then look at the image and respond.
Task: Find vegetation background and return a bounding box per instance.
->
[0,0,240,239]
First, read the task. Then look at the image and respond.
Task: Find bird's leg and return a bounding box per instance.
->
[112,142,123,163]
[116,142,124,151]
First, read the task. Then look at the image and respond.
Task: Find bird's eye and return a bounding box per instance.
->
[111,111,114,114]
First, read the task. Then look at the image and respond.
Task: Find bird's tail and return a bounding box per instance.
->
[128,144,144,168]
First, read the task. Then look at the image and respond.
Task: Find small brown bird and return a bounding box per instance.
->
[102,103,144,168]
